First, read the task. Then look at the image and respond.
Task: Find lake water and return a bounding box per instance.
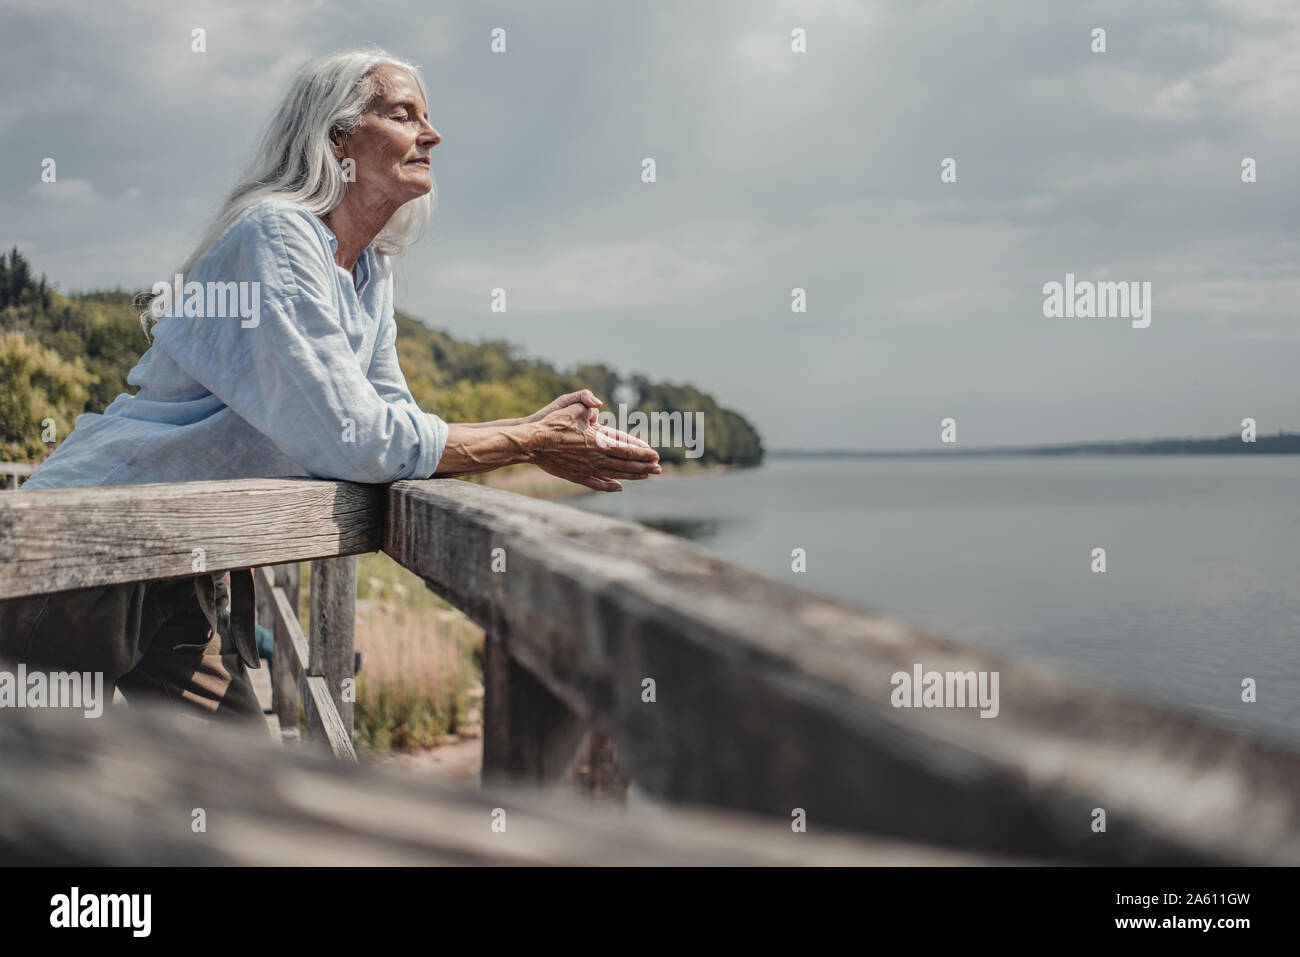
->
[571,455,1300,752]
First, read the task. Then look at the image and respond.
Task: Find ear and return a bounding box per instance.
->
[328,129,345,159]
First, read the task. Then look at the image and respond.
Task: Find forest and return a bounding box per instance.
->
[0,248,764,468]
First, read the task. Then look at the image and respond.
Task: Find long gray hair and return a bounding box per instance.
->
[138,46,434,336]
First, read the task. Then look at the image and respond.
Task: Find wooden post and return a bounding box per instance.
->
[267,563,300,732]
[308,556,356,745]
[482,631,627,798]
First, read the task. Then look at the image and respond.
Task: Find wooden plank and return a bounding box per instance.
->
[258,565,353,762]
[249,661,273,712]
[302,674,357,763]
[308,556,356,740]
[482,631,590,789]
[482,631,627,797]
[385,478,1300,866]
[258,565,311,684]
[268,563,301,731]
[264,714,283,745]
[0,479,384,600]
[0,699,1032,865]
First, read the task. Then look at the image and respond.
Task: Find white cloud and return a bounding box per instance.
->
[28,178,98,203]
[423,236,739,315]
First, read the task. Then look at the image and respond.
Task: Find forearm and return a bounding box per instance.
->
[431,422,536,477]
[448,417,525,429]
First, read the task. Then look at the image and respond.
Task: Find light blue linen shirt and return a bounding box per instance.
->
[22,199,448,490]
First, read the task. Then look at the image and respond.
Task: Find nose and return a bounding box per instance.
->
[418,120,440,149]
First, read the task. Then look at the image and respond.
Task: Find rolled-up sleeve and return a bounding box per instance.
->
[151,201,447,483]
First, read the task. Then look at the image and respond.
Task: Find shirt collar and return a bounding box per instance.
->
[319,217,375,296]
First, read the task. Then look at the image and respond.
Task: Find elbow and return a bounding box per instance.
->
[314,444,413,484]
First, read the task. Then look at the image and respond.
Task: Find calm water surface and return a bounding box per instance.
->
[572,456,1300,750]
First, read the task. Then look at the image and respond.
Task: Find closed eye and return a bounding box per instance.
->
[388,101,430,124]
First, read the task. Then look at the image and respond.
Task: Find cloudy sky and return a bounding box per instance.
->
[2,0,1297,450]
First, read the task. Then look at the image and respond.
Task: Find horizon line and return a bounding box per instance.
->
[769,431,1300,457]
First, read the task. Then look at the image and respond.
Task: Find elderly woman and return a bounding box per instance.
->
[5,48,659,722]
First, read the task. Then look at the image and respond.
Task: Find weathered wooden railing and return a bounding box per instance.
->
[2,476,1299,865]
[0,477,381,761]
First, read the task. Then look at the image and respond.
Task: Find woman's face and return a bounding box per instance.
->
[335,64,440,209]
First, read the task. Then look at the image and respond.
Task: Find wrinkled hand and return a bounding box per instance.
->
[526,389,603,424]
[532,403,660,492]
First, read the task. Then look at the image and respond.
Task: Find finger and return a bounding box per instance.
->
[593,427,657,454]
[593,425,651,449]
[559,390,602,409]
[595,468,654,481]
[582,475,622,492]
[599,439,661,462]
[600,457,660,475]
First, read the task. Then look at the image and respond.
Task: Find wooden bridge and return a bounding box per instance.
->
[0,474,1297,865]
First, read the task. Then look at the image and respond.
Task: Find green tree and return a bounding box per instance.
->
[0,251,764,469]
[0,331,97,461]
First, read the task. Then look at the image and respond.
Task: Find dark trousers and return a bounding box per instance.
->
[0,571,264,723]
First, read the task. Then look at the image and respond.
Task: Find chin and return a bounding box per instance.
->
[391,178,430,201]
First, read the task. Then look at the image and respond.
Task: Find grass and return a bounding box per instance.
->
[297,550,485,755]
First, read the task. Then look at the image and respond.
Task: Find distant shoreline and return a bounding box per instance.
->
[771,432,1300,459]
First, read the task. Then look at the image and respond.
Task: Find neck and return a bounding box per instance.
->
[321,195,401,272]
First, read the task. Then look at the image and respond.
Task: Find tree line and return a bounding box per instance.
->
[0,250,764,468]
